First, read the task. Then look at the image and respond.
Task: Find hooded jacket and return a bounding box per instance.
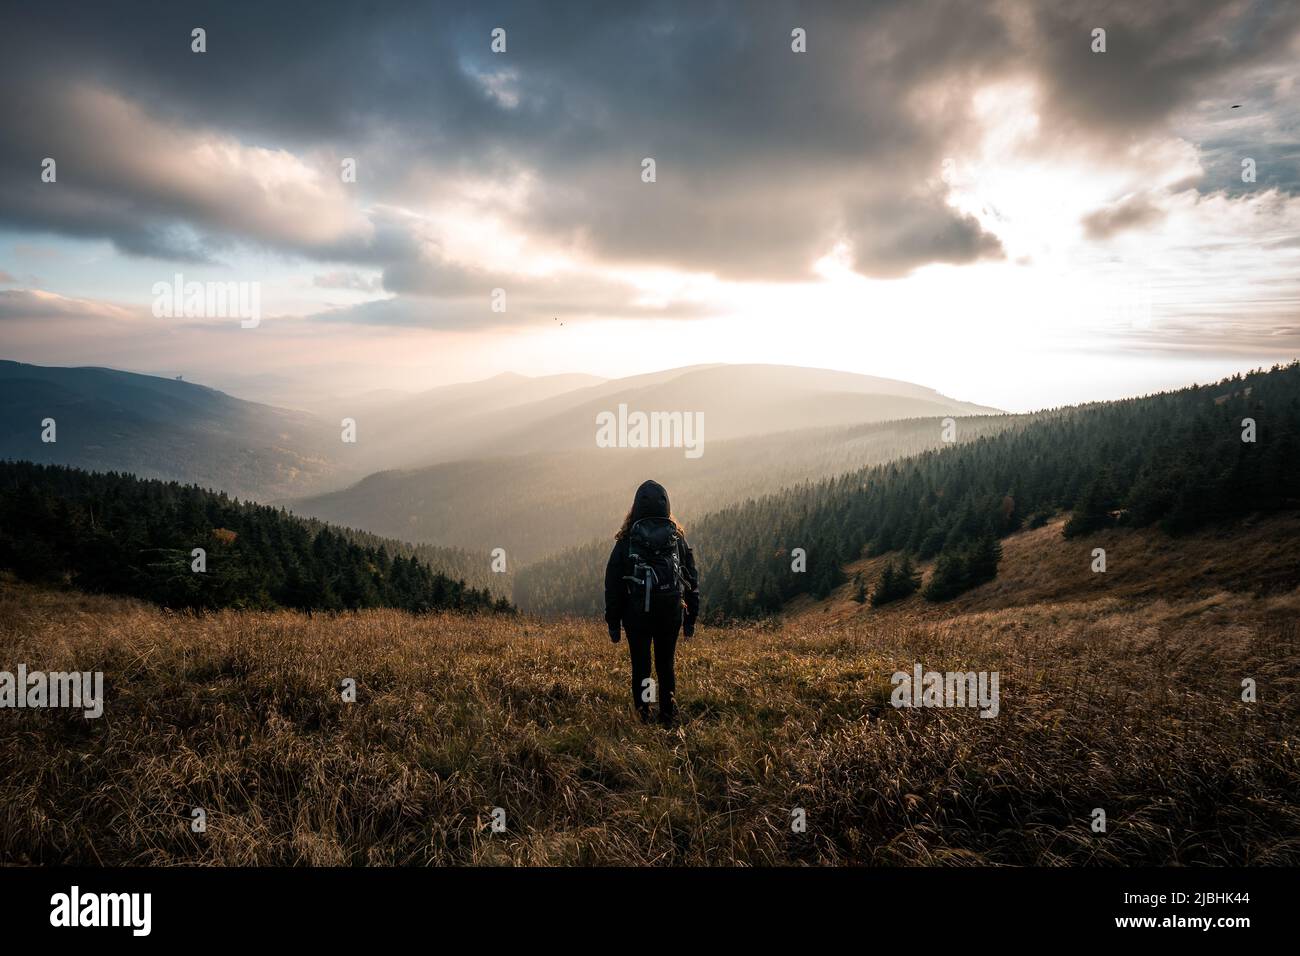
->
[604,480,700,632]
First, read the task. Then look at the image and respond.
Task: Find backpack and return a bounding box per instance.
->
[623,516,684,613]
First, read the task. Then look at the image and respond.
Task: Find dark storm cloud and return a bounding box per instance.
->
[1020,0,1300,142]
[0,0,1296,286]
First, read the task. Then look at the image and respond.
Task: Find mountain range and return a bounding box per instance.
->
[1,359,999,566]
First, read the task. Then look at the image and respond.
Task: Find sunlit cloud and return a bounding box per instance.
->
[0,0,1296,411]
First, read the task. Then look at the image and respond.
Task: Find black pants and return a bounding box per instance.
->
[624,606,681,722]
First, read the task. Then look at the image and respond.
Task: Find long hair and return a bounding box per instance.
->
[615,506,686,540]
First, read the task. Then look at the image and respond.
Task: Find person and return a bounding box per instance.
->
[604,479,700,726]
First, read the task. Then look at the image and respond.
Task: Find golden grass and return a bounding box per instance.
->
[1,569,1297,866]
[794,512,1300,625]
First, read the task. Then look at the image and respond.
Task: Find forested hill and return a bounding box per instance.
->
[0,462,512,614]
[515,362,1300,619]
[289,413,1022,566]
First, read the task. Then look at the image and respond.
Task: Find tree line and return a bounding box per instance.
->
[0,462,513,615]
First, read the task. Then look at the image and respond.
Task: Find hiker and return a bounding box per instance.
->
[604,479,700,726]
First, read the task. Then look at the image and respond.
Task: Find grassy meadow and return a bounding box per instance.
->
[2,515,1297,866]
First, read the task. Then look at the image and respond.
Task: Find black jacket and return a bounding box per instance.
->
[604,480,700,631]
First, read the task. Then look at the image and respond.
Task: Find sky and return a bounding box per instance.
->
[1,0,1299,413]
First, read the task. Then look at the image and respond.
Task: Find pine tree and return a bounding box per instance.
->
[1064,471,1115,538]
[870,557,920,606]
[897,554,921,595]
[965,533,1002,585]
[922,550,967,602]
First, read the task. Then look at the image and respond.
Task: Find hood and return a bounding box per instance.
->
[630,479,670,521]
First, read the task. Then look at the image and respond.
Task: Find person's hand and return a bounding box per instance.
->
[609,624,621,644]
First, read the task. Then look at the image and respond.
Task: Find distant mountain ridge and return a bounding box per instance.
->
[0,360,342,500]
[2,359,1004,569]
[454,363,1000,459]
[2,357,997,493]
[289,414,1020,565]
[284,363,1003,562]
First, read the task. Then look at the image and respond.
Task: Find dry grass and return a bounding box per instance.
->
[2,566,1297,866]
[798,513,1300,626]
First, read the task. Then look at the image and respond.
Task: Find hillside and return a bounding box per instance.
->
[343,370,609,470]
[313,362,998,475]
[0,360,344,500]
[0,360,619,500]
[1,361,995,513]
[2,371,1296,867]
[2,567,1294,865]
[471,364,1000,458]
[792,512,1300,625]
[290,415,1021,565]
[516,363,1300,618]
[0,461,509,612]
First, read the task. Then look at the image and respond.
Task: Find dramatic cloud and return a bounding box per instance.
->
[0,83,372,262]
[0,0,1297,408]
[1021,0,1300,147]
[6,0,1293,285]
